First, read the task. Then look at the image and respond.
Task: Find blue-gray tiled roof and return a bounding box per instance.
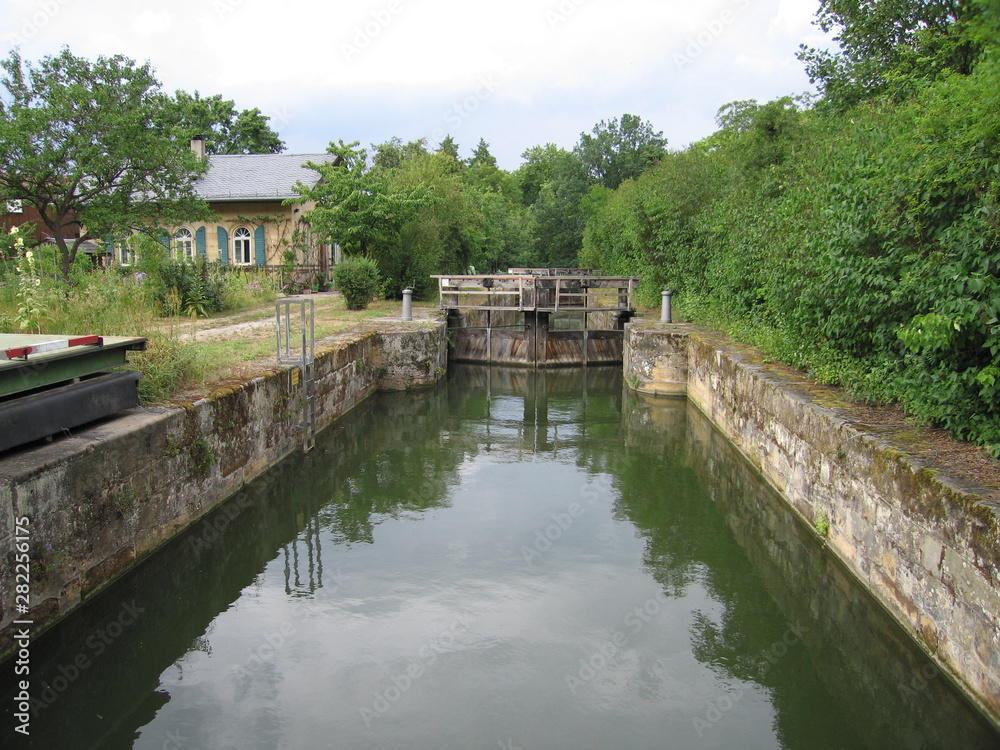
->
[194,153,337,201]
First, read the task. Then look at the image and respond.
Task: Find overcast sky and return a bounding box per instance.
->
[2,0,836,169]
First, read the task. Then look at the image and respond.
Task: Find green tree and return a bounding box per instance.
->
[467,138,497,169]
[371,137,429,171]
[515,143,564,206]
[156,90,285,154]
[437,134,461,161]
[582,146,727,304]
[472,191,536,272]
[0,48,211,280]
[464,138,515,198]
[528,148,592,266]
[711,98,806,194]
[386,150,485,297]
[574,113,667,189]
[798,0,980,109]
[295,140,423,257]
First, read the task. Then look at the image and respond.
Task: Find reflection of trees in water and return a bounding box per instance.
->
[299,385,463,546]
[591,395,835,744]
[9,367,996,750]
[611,392,1000,750]
[315,442,462,546]
[303,373,998,749]
[312,366,623,548]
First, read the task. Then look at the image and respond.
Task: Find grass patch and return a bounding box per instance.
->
[0,264,438,405]
[160,297,438,403]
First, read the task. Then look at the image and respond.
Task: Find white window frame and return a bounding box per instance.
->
[233,226,253,266]
[174,227,194,261]
[6,199,23,214]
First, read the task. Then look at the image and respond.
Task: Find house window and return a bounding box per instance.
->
[119,243,133,266]
[174,227,194,261]
[6,199,23,214]
[233,227,252,265]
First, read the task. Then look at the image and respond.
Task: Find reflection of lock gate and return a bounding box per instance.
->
[0,333,147,452]
[433,270,640,367]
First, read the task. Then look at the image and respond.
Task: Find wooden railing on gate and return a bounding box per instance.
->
[432,273,639,314]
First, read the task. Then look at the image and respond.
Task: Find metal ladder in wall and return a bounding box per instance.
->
[276,298,316,452]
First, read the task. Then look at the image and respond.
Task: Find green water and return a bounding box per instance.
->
[4,366,999,749]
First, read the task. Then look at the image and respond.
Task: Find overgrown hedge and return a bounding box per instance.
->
[582,64,1000,451]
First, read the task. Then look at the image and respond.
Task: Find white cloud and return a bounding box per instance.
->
[0,0,832,167]
[130,9,174,38]
[769,0,816,40]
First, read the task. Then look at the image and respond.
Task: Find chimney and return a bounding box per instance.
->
[190,137,205,159]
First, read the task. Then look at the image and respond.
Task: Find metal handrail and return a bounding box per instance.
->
[275,298,316,452]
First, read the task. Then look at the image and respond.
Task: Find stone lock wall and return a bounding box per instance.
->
[624,321,1000,726]
[0,323,447,657]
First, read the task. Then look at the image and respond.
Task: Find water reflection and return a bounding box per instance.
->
[0,366,995,749]
[621,390,1000,749]
[282,515,323,597]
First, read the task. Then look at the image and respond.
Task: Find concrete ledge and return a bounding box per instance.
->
[0,322,447,657]
[624,320,1000,726]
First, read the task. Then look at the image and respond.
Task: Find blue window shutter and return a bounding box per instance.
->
[254,226,266,266]
[196,227,207,259]
[218,227,229,266]
[158,229,170,249]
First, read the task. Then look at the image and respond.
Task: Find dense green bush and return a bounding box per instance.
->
[332,256,382,310]
[582,57,1000,452]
